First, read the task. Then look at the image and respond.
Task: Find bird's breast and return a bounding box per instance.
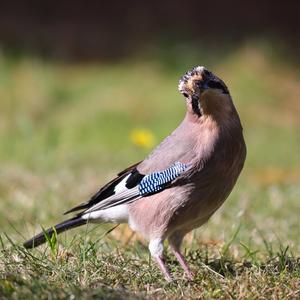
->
[169,130,246,232]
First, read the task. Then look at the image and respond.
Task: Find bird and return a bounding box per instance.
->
[23,66,246,282]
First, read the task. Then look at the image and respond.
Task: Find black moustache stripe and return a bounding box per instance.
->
[192,95,202,116]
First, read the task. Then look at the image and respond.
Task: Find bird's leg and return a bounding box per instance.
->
[168,233,194,280]
[149,238,173,282]
[155,256,173,282]
[171,248,194,280]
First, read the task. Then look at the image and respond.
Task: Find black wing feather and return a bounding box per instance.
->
[64,161,142,215]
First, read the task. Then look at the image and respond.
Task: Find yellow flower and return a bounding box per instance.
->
[130,128,155,149]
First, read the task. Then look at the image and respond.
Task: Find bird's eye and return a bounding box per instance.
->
[206,80,229,94]
[207,80,224,90]
[183,93,189,98]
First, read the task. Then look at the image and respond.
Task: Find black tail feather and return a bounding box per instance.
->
[23,217,87,249]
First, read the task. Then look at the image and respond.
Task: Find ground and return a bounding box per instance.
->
[0,41,299,299]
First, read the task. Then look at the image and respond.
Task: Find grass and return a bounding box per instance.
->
[0,40,300,299]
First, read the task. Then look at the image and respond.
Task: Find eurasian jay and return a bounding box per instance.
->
[24,66,246,282]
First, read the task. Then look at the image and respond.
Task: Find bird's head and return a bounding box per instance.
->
[178,66,232,120]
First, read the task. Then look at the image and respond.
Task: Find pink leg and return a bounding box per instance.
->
[149,238,173,282]
[155,256,173,282]
[169,232,194,280]
[172,249,194,280]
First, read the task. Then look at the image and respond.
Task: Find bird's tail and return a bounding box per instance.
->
[23,217,87,249]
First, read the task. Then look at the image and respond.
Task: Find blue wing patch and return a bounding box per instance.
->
[138,162,188,196]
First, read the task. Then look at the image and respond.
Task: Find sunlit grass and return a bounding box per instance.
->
[0,40,299,298]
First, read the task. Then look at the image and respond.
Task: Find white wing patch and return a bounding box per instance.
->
[114,174,131,194]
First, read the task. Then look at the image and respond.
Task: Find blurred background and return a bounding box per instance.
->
[0,1,299,252]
